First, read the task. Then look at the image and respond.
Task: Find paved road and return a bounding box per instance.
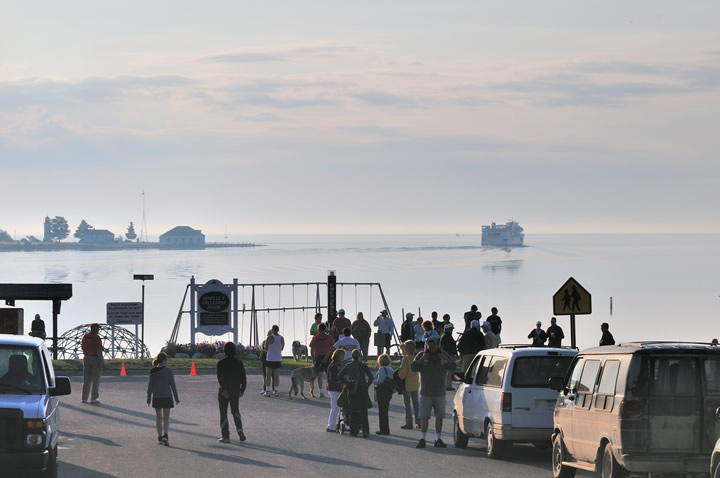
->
[55,370,594,478]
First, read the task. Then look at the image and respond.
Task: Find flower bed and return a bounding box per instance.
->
[163,341,260,359]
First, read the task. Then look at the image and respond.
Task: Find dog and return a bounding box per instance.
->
[288,365,318,399]
[292,340,309,362]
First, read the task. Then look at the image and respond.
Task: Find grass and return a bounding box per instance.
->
[52,356,402,372]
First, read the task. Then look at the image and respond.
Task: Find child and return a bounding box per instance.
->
[217,342,247,443]
[146,352,179,446]
[422,320,440,349]
[373,353,395,435]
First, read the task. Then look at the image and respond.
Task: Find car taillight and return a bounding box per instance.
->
[501,392,512,412]
[619,399,643,419]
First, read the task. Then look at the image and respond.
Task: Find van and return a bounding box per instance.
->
[0,334,71,477]
[452,345,577,458]
[550,342,720,478]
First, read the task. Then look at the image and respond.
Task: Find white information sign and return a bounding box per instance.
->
[107,302,143,325]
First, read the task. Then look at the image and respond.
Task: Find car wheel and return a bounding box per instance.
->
[714,462,720,478]
[552,433,576,478]
[453,414,469,449]
[485,421,507,459]
[601,443,627,478]
[44,446,58,478]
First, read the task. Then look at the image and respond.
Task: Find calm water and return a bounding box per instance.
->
[2,234,719,355]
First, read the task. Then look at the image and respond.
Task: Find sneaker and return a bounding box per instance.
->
[400,424,413,430]
[272,389,279,397]
[237,430,246,442]
[375,430,389,436]
[361,433,369,438]
[262,391,270,397]
[162,435,169,446]
[82,400,89,404]
[218,437,230,444]
[434,438,447,448]
[416,438,426,448]
[326,428,336,433]
[157,435,163,445]
[415,424,421,429]
[260,389,267,395]
[91,399,100,404]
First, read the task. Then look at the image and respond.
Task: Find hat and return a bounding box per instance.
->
[338,309,345,314]
[536,321,542,325]
[406,312,415,319]
[380,309,387,314]
[470,319,479,328]
[482,321,491,329]
[444,323,454,329]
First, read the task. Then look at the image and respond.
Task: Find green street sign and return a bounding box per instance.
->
[133,274,154,281]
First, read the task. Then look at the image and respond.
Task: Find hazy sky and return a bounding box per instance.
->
[2,1,719,237]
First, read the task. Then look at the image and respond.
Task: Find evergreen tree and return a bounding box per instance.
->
[0,230,13,242]
[126,222,137,240]
[48,216,70,242]
[74,219,93,240]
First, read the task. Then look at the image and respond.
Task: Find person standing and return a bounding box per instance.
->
[411,335,456,449]
[463,305,481,331]
[30,314,46,339]
[457,320,485,373]
[332,327,361,362]
[216,342,247,443]
[400,312,415,343]
[487,307,502,343]
[413,317,425,351]
[546,317,565,347]
[331,309,351,341]
[351,312,372,362]
[146,352,179,446]
[325,348,346,432]
[340,349,374,438]
[481,321,500,349]
[440,323,458,390]
[430,311,441,331]
[260,337,268,395]
[374,310,394,357]
[309,323,334,397]
[264,325,284,397]
[81,323,105,404]
[528,321,548,346]
[309,312,324,336]
[600,323,615,346]
[373,354,395,435]
[398,340,420,430]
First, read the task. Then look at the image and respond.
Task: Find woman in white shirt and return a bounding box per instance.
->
[264,325,285,397]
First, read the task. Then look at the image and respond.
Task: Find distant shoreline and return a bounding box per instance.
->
[0,242,264,252]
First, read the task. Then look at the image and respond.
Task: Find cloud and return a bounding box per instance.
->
[201,45,357,64]
[349,90,423,107]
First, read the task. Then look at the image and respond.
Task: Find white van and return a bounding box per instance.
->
[0,334,71,477]
[453,345,577,458]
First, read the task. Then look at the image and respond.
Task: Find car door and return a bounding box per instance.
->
[462,355,491,436]
[458,355,483,435]
[702,357,720,453]
[571,359,601,461]
[554,356,585,456]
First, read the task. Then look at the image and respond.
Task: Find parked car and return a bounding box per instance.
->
[712,436,720,478]
[0,334,72,477]
[452,345,577,458]
[550,341,720,478]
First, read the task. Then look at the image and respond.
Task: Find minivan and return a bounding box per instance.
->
[0,334,72,477]
[453,345,578,458]
[550,341,720,478]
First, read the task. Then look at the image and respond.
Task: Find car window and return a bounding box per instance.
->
[567,357,585,392]
[511,356,574,388]
[652,357,696,396]
[0,345,44,394]
[595,360,621,411]
[466,356,482,382]
[485,357,507,387]
[475,356,492,385]
[702,358,720,394]
[576,359,600,408]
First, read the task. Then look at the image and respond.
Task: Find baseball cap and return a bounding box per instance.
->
[470,319,479,328]
[406,312,415,319]
[338,309,345,314]
[482,321,491,328]
[536,321,542,325]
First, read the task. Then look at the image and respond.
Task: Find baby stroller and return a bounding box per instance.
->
[336,387,350,434]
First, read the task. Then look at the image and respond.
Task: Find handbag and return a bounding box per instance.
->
[392,369,405,394]
[373,332,385,347]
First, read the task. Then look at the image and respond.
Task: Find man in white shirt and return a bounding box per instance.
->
[373,310,395,357]
[332,327,361,362]
[481,321,500,349]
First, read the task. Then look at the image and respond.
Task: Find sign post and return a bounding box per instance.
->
[552,277,592,349]
[327,270,337,329]
[133,274,154,358]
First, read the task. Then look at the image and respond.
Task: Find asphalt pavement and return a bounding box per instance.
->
[53,370,594,478]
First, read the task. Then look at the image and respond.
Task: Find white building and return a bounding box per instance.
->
[159,226,205,249]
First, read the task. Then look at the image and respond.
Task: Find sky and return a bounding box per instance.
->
[2,1,719,238]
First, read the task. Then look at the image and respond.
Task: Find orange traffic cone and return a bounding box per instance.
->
[120,363,126,377]
[190,361,197,376]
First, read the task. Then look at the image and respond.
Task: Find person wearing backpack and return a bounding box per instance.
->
[339,349,374,437]
[373,353,395,435]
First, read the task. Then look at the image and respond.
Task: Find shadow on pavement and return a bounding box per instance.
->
[241,442,383,471]
[61,430,120,447]
[171,445,285,469]
[58,462,117,478]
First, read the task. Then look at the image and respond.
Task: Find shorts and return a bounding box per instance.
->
[266,361,282,369]
[418,394,446,420]
[152,397,174,409]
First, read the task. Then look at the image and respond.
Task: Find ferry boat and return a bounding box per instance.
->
[481,220,524,247]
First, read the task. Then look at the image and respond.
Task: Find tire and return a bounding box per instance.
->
[453,414,469,449]
[485,421,507,459]
[44,446,58,478]
[601,443,627,478]
[714,462,720,478]
[552,434,576,478]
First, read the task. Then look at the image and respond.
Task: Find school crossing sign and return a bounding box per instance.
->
[553,277,591,316]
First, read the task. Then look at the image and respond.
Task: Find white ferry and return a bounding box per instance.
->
[481,220,524,247]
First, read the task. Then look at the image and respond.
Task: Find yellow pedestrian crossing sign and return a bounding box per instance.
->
[553,277,591,315]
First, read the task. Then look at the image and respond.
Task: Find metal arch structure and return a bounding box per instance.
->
[55,323,150,359]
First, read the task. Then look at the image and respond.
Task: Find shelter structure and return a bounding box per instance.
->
[56,323,150,359]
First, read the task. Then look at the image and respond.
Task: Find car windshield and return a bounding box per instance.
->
[511,356,574,388]
[0,346,45,394]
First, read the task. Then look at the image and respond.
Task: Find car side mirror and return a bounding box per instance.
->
[452,372,464,382]
[716,407,720,420]
[549,376,565,391]
[51,376,72,397]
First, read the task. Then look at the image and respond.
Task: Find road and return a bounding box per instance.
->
[52,370,594,478]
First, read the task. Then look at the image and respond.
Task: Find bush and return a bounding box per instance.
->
[162,341,257,358]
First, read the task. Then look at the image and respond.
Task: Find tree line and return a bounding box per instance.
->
[0,218,138,243]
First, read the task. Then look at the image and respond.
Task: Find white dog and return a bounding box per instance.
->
[292,340,309,362]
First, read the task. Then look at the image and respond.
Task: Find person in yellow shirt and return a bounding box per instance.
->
[398,340,420,429]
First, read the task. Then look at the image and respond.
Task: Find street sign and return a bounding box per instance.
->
[553,277,592,315]
[133,274,154,281]
[107,302,143,325]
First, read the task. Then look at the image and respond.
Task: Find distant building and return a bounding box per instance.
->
[80,229,115,244]
[43,217,51,242]
[159,226,205,249]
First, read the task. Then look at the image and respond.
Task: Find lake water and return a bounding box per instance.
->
[2,234,719,356]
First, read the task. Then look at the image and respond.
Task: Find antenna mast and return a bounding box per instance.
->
[140,191,149,242]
